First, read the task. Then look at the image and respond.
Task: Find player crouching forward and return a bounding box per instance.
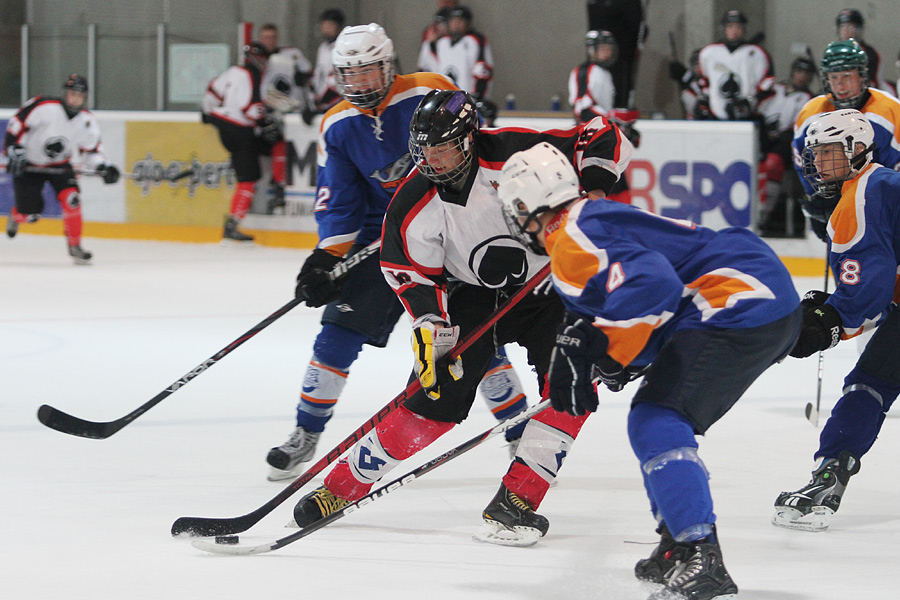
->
[773,110,900,533]
[496,143,801,600]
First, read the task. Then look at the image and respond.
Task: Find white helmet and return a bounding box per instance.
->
[802,108,875,195]
[497,142,581,254]
[332,23,395,109]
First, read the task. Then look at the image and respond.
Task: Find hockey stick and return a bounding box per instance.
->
[806,251,831,426]
[171,262,552,537]
[191,398,551,555]
[36,241,382,440]
[2,163,196,182]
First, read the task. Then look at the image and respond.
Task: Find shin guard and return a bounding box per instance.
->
[229,181,255,220]
[59,187,82,246]
[296,357,349,433]
[325,405,454,501]
[479,349,529,440]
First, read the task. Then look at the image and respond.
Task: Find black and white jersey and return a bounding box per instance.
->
[5,96,106,169]
[312,41,340,112]
[568,62,615,123]
[202,65,266,128]
[698,41,774,120]
[433,32,494,99]
[380,117,632,325]
[759,81,812,138]
[264,46,313,111]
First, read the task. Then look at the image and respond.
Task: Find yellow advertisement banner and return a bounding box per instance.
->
[125,122,233,226]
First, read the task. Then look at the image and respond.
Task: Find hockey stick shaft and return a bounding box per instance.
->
[36,241,382,439]
[171,262,553,537]
[192,399,552,555]
[4,164,195,181]
[807,251,831,426]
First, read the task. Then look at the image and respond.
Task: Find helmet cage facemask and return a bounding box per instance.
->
[802,140,874,195]
[500,199,549,256]
[409,132,475,188]
[335,59,394,110]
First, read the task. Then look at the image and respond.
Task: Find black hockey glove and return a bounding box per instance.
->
[97,164,120,184]
[296,248,342,307]
[693,96,713,120]
[548,312,608,416]
[800,289,831,309]
[258,116,282,144]
[6,145,27,176]
[593,358,648,393]
[789,303,842,359]
[668,60,688,82]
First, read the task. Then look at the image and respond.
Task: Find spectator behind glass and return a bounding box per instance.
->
[312,8,345,113]
[431,5,493,100]
[835,8,894,94]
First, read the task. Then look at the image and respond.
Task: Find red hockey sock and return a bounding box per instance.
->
[271,140,286,184]
[325,405,455,500]
[10,206,30,224]
[59,187,82,246]
[229,182,255,220]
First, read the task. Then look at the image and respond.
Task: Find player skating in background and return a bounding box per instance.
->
[792,39,900,242]
[290,89,632,546]
[495,142,799,599]
[773,110,900,532]
[202,42,279,243]
[4,74,120,264]
[265,25,532,481]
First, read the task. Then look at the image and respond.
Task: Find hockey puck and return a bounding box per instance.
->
[214,535,239,545]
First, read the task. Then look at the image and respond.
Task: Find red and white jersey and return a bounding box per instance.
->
[263,46,312,109]
[433,32,494,99]
[380,117,632,325]
[4,96,106,168]
[312,41,340,112]
[759,81,812,136]
[698,42,774,120]
[202,65,267,128]
[568,62,615,123]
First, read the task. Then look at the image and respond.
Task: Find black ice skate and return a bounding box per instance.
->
[293,486,349,528]
[266,182,286,215]
[473,484,549,547]
[266,426,321,481]
[223,216,254,242]
[68,244,92,265]
[773,450,860,532]
[6,217,18,238]
[648,534,738,600]
[635,523,683,585]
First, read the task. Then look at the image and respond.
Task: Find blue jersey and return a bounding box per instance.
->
[314,72,456,256]
[825,162,900,336]
[792,89,900,196]
[546,199,799,367]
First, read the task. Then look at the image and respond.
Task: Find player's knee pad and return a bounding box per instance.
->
[627,402,698,465]
[312,323,367,370]
[479,349,528,416]
[58,188,81,212]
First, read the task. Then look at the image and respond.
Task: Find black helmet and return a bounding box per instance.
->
[409,90,480,187]
[836,8,864,28]
[448,6,473,21]
[63,73,88,93]
[243,42,270,69]
[721,9,747,24]
[791,56,816,74]
[585,30,618,67]
[319,8,345,27]
[475,98,498,126]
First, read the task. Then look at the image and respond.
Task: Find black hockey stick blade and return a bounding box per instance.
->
[36,242,382,440]
[171,262,551,537]
[190,399,551,555]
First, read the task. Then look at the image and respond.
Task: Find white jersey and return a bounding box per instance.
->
[759,82,812,136]
[417,39,439,73]
[5,96,106,169]
[312,40,340,112]
[698,42,774,120]
[433,33,494,99]
[202,65,266,128]
[568,62,615,122]
[263,47,313,112]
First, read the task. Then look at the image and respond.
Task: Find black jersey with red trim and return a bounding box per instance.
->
[379,116,632,325]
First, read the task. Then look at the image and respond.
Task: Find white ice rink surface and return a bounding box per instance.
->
[2,233,897,600]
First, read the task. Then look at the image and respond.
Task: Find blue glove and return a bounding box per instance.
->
[548,312,609,416]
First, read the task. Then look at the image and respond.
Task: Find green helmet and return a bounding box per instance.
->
[821,39,868,108]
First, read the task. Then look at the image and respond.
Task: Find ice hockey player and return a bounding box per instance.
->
[265,26,532,481]
[202,42,277,242]
[774,109,900,532]
[495,142,800,598]
[792,39,900,242]
[4,74,119,264]
[431,5,493,100]
[288,89,633,548]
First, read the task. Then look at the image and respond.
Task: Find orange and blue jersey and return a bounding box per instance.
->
[545,199,799,368]
[792,89,900,196]
[825,162,900,338]
[314,72,456,257]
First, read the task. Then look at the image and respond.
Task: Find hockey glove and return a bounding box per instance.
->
[296,248,342,307]
[548,312,608,416]
[258,116,282,144]
[668,60,688,82]
[800,192,840,224]
[789,303,842,359]
[411,322,464,400]
[97,164,120,184]
[800,289,831,309]
[6,145,27,177]
[592,358,648,393]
